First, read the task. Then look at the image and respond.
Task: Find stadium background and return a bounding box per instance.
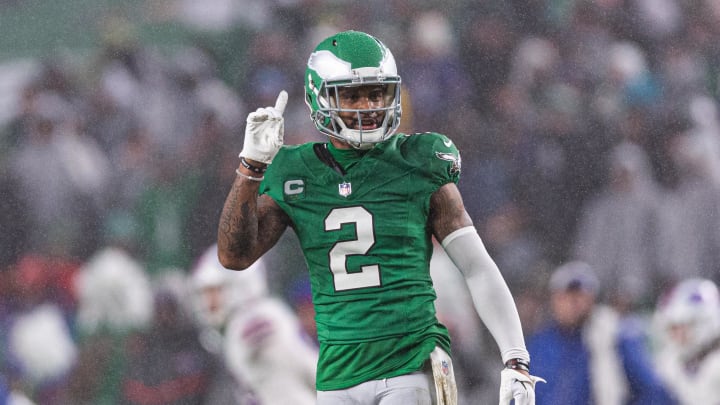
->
[0,0,719,403]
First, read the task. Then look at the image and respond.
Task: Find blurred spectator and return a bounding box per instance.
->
[459,4,520,114]
[655,33,711,103]
[1,84,41,155]
[0,253,78,405]
[481,201,548,291]
[181,110,242,261]
[402,10,473,135]
[527,261,676,405]
[175,0,272,32]
[241,29,315,145]
[68,246,154,405]
[8,87,110,259]
[133,153,203,275]
[7,303,77,404]
[512,89,605,263]
[592,41,662,126]
[102,126,155,242]
[656,118,720,285]
[73,247,154,337]
[83,74,140,160]
[572,141,663,311]
[625,0,682,45]
[653,278,720,404]
[241,31,296,109]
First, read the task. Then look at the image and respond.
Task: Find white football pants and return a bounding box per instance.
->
[316,347,457,405]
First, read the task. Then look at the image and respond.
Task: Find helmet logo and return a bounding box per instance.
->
[308,50,353,82]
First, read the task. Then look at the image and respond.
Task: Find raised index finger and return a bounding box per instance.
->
[274,90,288,115]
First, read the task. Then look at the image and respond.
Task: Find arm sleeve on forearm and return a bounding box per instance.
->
[441,226,530,364]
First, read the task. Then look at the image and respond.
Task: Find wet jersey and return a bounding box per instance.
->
[259,132,461,390]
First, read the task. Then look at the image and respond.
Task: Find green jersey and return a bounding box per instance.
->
[259,132,461,390]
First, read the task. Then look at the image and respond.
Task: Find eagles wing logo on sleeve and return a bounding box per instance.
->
[435,151,461,175]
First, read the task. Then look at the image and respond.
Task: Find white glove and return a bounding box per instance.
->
[240,90,288,164]
[499,368,546,405]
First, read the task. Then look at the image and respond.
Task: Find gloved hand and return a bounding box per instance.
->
[240,90,288,164]
[499,368,546,405]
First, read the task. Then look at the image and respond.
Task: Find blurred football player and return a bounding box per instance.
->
[190,244,318,405]
[217,30,542,404]
[654,278,720,404]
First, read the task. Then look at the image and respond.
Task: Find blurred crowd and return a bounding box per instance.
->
[1,0,720,403]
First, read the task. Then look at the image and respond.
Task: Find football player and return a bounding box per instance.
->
[654,278,720,404]
[190,244,318,405]
[217,30,543,404]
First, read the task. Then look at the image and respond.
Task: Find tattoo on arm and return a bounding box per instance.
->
[218,185,244,257]
[217,177,286,268]
[430,183,474,242]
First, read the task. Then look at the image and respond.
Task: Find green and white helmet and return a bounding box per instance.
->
[305,30,402,148]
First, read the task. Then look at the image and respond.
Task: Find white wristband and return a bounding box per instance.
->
[235,168,264,182]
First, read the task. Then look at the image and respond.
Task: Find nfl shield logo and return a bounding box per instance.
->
[338,182,352,197]
[441,360,450,375]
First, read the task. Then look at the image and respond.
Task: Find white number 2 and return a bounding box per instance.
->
[324,206,380,291]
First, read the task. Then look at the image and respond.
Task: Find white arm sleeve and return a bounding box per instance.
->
[441,226,530,364]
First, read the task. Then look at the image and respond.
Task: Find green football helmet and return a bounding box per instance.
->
[304,30,402,149]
